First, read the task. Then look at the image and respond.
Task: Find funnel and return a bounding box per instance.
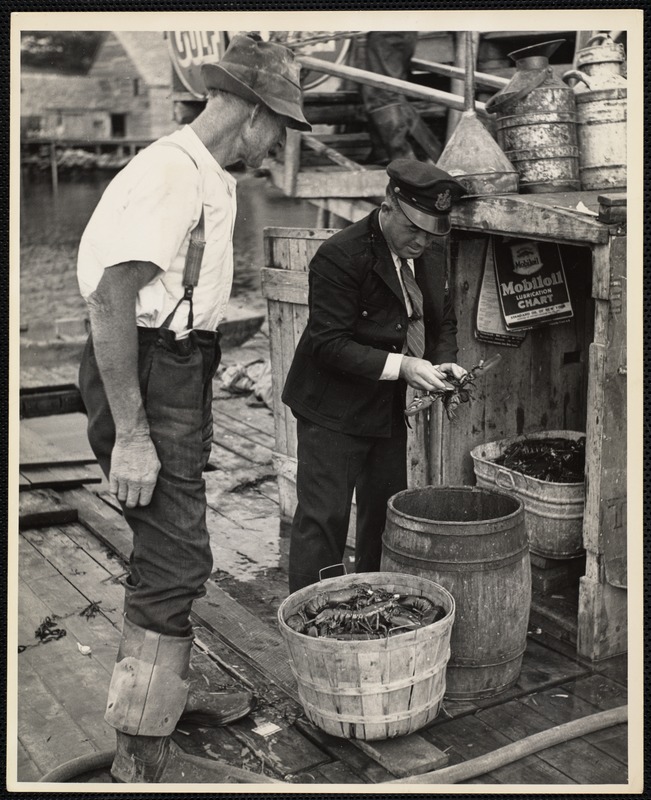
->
[437,32,519,196]
[508,39,565,69]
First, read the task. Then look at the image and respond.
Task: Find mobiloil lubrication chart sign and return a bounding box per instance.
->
[493,238,574,330]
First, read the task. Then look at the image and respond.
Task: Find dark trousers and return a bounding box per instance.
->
[360,31,419,111]
[288,414,408,593]
[79,327,221,638]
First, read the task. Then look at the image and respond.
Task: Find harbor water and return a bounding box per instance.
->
[19,170,320,331]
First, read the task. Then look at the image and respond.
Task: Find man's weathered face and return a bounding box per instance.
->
[242,106,287,168]
[381,203,437,260]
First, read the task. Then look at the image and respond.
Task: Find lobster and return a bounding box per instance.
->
[405,354,503,422]
[285,588,447,639]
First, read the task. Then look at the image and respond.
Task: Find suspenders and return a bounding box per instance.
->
[155,141,206,332]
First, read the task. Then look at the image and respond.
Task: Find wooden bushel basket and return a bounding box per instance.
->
[277,571,455,740]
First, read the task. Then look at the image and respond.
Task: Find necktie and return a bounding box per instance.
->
[400,258,426,358]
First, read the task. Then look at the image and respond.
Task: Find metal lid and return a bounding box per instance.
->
[508,38,565,69]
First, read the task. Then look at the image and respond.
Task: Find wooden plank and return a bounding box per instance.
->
[18,656,106,777]
[223,714,331,779]
[172,725,259,775]
[294,718,394,784]
[211,417,273,466]
[17,738,44,781]
[282,127,301,196]
[298,54,481,114]
[207,441,257,473]
[205,471,279,516]
[21,524,124,630]
[311,197,376,224]
[279,301,299,458]
[19,423,63,467]
[578,569,628,661]
[312,761,366,784]
[213,404,276,449]
[19,488,78,529]
[600,234,627,590]
[271,165,388,200]
[216,399,275,441]
[262,226,337,247]
[19,384,84,418]
[471,639,590,712]
[452,195,609,245]
[357,736,448,779]
[59,488,133,563]
[192,626,301,718]
[424,711,577,784]
[19,464,103,491]
[563,674,627,710]
[21,413,95,463]
[266,299,289,455]
[592,654,627,687]
[476,699,626,784]
[411,56,509,89]
[192,585,296,694]
[18,570,117,750]
[19,536,122,671]
[20,422,94,468]
[591,242,612,300]
[520,681,628,764]
[302,133,365,172]
[261,267,308,305]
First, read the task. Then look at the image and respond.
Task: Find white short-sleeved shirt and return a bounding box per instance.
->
[77,126,237,335]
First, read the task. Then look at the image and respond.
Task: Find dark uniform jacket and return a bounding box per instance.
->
[282,208,458,438]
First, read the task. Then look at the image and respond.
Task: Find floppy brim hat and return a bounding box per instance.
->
[201,34,311,132]
[387,158,468,235]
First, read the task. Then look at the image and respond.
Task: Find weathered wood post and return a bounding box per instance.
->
[49,141,58,193]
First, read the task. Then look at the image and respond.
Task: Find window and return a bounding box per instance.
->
[133,78,140,96]
[110,113,126,138]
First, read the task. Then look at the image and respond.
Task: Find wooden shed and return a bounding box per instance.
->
[261,190,628,665]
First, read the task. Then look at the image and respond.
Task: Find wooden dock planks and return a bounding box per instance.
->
[15,478,629,785]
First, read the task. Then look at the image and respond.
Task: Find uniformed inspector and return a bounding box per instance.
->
[282,159,468,593]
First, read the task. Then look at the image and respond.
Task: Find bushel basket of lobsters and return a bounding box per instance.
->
[277,571,455,740]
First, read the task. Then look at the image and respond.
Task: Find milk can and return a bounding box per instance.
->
[563,34,627,191]
[485,39,580,193]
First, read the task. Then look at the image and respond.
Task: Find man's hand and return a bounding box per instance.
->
[109,433,161,508]
[438,362,468,382]
[399,357,453,391]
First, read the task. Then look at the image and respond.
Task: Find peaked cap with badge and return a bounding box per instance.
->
[387,158,467,235]
[201,33,312,131]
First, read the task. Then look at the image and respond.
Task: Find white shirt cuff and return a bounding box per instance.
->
[380,353,404,380]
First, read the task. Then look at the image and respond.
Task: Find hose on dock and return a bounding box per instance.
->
[385,705,627,784]
[38,749,115,783]
[36,705,627,784]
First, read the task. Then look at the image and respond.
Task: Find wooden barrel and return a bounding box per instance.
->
[381,487,530,700]
[277,571,455,740]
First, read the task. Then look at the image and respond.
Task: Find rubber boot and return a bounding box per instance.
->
[112,732,280,784]
[106,616,254,734]
[370,102,443,163]
[182,665,256,727]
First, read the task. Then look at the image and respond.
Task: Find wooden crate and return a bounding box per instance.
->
[261,227,361,552]
[417,192,628,661]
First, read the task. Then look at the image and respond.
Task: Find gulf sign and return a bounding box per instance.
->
[167,31,228,99]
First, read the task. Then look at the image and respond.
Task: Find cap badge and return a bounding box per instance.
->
[435,189,452,211]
